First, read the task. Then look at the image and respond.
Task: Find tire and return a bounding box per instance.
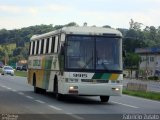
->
[34,86,40,93]
[56,93,63,101]
[54,76,63,101]
[100,96,110,102]
[33,73,39,93]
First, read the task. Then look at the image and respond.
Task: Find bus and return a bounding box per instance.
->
[28,26,123,102]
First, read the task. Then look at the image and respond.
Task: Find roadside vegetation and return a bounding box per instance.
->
[123,89,160,101]
[1,20,160,68]
[14,70,27,77]
[0,68,27,77]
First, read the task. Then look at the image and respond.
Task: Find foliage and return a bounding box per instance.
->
[0,22,77,64]
[123,89,160,101]
[14,70,27,77]
[124,53,141,69]
[0,20,160,67]
[148,76,159,80]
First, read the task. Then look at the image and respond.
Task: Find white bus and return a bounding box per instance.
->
[28,26,123,102]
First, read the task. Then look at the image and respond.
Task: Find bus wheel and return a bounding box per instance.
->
[34,87,40,93]
[56,93,63,101]
[100,96,110,102]
[54,77,63,100]
[33,73,40,93]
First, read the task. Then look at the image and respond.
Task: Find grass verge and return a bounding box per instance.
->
[0,68,27,77]
[123,89,160,101]
[14,70,27,77]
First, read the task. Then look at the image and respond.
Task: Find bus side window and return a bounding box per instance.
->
[40,39,44,54]
[32,41,35,55]
[46,38,50,54]
[60,43,65,55]
[43,38,47,54]
[36,40,39,54]
[51,37,55,53]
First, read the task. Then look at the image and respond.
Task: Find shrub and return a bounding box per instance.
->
[148,76,159,80]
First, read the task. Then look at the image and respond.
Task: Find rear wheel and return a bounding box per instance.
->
[34,87,41,93]
[33,73,40,93]
[100,96,110,102]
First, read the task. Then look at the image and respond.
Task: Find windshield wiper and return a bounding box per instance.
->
[101,62,108,70]
[82,56,94,69]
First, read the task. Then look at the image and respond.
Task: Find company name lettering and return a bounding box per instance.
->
[73,73,87,78]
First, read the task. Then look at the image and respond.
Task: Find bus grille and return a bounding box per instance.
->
[81,79,109,83]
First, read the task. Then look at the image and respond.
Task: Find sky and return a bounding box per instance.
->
[0,0,160,30]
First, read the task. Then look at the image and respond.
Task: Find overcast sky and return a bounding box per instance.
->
[0,0,160,30]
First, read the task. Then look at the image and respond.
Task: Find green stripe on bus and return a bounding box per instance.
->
[92,73,103,79]
[101,73,111,79]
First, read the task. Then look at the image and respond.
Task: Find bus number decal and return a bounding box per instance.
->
[73,73,88,78]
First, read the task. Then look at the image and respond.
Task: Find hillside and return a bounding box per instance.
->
[0,22,77,65]
[0,20,160,68]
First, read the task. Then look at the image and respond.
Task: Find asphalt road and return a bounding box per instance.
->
[0,75,160,120]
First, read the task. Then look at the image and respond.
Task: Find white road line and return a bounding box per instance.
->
[18,92,24,95]
[6,87,11,90]
[111,101,139,108]
[1,85,7,88]
[0,85,16,92]
[11,89,17,92]
[66,113,84,120]
[26,96,34,99]
[48,105,62,111]
[35,100,46,104]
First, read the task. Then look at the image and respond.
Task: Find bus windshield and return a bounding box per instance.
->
[65,35,122,71]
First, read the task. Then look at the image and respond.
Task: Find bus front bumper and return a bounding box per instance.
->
[60,83,122,96]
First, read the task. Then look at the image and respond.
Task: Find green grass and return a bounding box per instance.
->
[0,68,27,77]
[123,89,160,101]
[14,70,27,77]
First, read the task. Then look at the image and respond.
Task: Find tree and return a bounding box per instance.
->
[129,19,143,30]
[124,53,141,78]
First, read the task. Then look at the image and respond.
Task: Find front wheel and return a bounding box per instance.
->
[56,93,63,101]
[100,96,110,102]
[34,87,40,93]
[54,77,63,101]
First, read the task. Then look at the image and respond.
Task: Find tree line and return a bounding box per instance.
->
[0,20,160,68]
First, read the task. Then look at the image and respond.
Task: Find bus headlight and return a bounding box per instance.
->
[112,88,120,91]
[65,78,79,83]
[69,86,78,93]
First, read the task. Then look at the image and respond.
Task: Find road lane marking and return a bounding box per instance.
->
[1,85,7,88]
[26,96,34,99]
[6,87,11,90]
[65,113,84,120]
[18,92,24,95]
[48,105,62,111]
[11,89,17,92]
[111,101,139,108]
[35,100,46,104]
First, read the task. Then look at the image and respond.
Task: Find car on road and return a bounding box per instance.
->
[1,66,14,76]
[16,66,22,71]
[21,65,27,71]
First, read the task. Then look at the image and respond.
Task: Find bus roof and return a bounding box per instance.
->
[31,26,122,41]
